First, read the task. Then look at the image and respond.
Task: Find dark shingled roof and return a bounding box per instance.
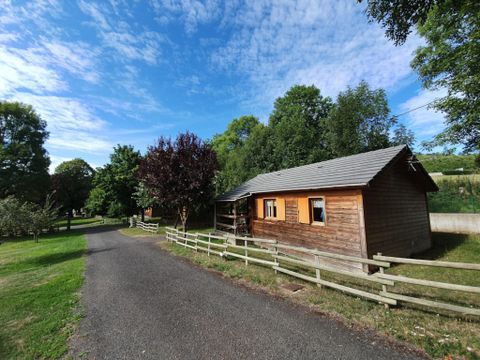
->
[217,145,437,201]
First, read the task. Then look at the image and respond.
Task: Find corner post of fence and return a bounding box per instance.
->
[194,233,198,252]
[314,254,322,288]
[377,252,390,309]
[207,233,211,256]
[244,238,248,266]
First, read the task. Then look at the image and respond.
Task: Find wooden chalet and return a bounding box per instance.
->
[215,145,438,261]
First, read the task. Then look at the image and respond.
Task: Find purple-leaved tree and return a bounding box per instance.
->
[138,132,218,231]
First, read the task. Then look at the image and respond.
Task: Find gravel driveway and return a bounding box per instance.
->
[70,227,423,359]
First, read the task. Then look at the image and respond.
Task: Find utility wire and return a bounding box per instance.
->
[391,99,438,118]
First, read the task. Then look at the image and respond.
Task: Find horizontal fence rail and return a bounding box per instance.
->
[136,221,159,233]
[163,227,480,317]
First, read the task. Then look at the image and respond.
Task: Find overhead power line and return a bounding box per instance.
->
[391,99,438,118]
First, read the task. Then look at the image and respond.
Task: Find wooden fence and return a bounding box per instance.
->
[165,227,480,316]
[136,221,159,233]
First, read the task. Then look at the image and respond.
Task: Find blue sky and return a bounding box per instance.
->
[0,0,447,171]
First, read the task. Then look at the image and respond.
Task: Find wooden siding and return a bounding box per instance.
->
[252,189,366,263]
[363,155,432,258]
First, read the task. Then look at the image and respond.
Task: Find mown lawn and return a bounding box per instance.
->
[55,217,103,227]
[119,224,214,237]
[160,232,480,359]
[0,232,87,359]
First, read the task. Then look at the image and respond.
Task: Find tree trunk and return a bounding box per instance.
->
[67,209,72,231]
[141,208,145,222]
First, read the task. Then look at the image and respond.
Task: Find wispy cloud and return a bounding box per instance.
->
[399,88,447,137]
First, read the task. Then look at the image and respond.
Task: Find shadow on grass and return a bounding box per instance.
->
[414,232,471,260]
[22,247,116,268]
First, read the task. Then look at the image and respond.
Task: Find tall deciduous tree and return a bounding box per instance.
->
[0,101,50,204]
[51,158,94,230]
[139,132,218,231]
[362,0,480,153]
[326,81,394,157]
[132,182,155,222]
[211,115,261,194]
[391,123,416,147]
[268,85,333,169]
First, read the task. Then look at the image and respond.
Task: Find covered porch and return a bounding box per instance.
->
[214,196,251,236]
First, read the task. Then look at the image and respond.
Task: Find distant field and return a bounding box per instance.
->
[429,175,480,213]
[418,154,478,173]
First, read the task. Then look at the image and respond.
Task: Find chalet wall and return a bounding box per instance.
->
[363,157,431,258]
[251,189,366,261]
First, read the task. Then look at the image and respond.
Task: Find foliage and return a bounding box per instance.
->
[87,145,142,217]
[132,182,155,221]
[85,187,108,216]
[139,132,218,230]
[0,195,58,241]
[362,0,480,153]
[51,158,94,229]
[0,101,50,204]
[390,123,415,147]
[0,196,31,238]
[411,1,480,152]
[428,175,480,213]
[325,81,394,157]
[267,85,333,169]
[0,231,86,359]
[417,153,479,172]
[211,115,262,194]
[29,194,58,242]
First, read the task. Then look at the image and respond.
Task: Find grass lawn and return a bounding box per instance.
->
[0,231,87,359]
[160,232,480,359]
[55,217,103,227]
[120,224,214,237]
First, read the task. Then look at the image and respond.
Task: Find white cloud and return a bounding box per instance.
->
[399,88,448,137]
[210,0,423,109]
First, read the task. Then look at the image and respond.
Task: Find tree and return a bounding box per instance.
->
[29,194,58,242]
[362,0,480,153]
[411,1,480,152]
[391,123,416,147]
[139,132,218,231]
[211,116,261,194]
[132,182,155,222]
[0,101,50,204]
[85,187,108,216]
[326,81,394,157]
[268,85,333,169]
[87,145,142,218]
[0,196,31,239]
[51,159,94,230]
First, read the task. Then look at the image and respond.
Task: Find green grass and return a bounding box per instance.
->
[160,233,480,359]
[120,224,214,237]
[429,175,480,213]
[0,231,87,359]
[55,217,102,227]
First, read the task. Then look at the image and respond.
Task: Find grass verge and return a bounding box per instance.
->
[159,232,480,359]
[55,217,102,227]
[0,231,87,359]
[119,224,214,237]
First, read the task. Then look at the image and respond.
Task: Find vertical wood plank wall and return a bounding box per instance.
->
[252,189,366,261]
[363,158,432,258]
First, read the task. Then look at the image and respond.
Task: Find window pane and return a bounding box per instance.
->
[311,199,325,223]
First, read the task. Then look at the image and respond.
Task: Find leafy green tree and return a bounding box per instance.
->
[326,81,394,157]
[211,116,261,194]
[51,159,94,230]
[411,1,480,152]
[132,182,155,221]
[268,85,333,169]
[87,145,142,218]
[391,123,416,147]
[85,187,109,216]
[0,196,31,239]
[0,101,50,204]
[362,0,480,153]
[29,194,58,242]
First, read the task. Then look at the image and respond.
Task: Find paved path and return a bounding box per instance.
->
[71,228,423,359]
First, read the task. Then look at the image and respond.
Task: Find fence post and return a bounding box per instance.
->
[273,241,278,274]
[315,255,322,288]
[244,238,248,266]
[378,252,390,309]
[194,234,198,252]
[207,233,211,256]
